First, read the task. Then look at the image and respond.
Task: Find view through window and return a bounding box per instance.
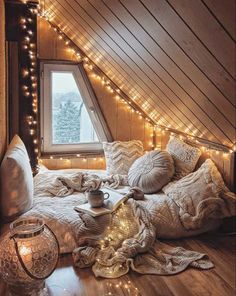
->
[51,72,98,144]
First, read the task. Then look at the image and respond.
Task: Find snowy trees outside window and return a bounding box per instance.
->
[51,72,98,145]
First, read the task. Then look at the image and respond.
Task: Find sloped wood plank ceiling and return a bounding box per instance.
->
[39,0,236,148]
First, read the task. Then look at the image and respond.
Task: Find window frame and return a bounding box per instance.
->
[40,61,112,154]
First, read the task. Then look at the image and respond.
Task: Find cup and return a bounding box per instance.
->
[86,190,110,208]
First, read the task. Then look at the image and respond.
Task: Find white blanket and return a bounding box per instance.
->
[21,168,236,278]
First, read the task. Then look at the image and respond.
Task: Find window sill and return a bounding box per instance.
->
[40,150,104,159]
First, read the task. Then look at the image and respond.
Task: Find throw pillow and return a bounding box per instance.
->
[162,158,236,230]
[0,135,33,221]
[128,150,174,193]
[103,140,143,175]
[166,136,201,179]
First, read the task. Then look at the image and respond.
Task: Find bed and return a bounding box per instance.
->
[1,136,235,278]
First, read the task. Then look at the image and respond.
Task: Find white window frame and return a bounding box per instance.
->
[40,61,112,153]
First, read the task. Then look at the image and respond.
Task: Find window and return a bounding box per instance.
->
[40,62,112,153]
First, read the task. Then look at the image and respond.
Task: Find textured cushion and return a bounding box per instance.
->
[162,159,236,230]
[0,135,33,221]
[128,150,175,193]
[103,140,143,175]
[166,136,201,179]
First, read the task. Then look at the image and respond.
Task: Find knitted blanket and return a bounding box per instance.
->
[72,198,214,278]
[42,172,128,196]
[25,168,235,278]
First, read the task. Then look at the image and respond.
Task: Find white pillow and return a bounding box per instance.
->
[128,150,174,193]
[0,135,33,221]
[166,136,201,179]
[103,140,143,175]
[163,159,236,230]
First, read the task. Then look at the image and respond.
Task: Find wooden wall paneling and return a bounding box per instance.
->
[38,17,56,59]
[0,0,6,161]
[85,0,235,146]
[136,0,236,117]
[50,13,171,129]
[143,0,236,104]
[126,0,236,125]
[91,0,234,144]
[202,0,236,40]
[168,0,235,79]
[55,33,75,61]
[130,111,145,144]
[48,0,182,129]
[70,0,206,135]
[55,159,72,169]
[70,158,88,170]
[144,121,154,151]
[117,0,235,145]
[116,100,131,141]
[43,5,163,125]
[41,158,58,170]
[155,129,162,150]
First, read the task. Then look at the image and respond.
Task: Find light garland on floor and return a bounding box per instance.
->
[105,280,141,296]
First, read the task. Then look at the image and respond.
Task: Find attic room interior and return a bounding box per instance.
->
[0,0,235,295]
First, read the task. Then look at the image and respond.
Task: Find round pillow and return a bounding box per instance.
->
[128,150,174,194]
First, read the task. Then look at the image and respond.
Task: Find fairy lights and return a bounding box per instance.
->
[18,4,234,169]
[19,3,39,171]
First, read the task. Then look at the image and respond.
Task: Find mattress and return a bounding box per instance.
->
[22,168,220,254]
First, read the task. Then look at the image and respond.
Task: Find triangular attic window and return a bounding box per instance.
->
[40,62,112,153]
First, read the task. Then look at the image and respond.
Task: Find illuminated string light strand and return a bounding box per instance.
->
[37,9,234,159]
[20,3,40,170]
[17,5,234,167]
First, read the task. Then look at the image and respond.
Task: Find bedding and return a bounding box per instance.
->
[162,158,236,230]
[128,150,174,193]
[166,136,201,179]
[19,162,236,278]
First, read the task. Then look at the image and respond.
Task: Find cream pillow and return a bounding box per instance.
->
[0,135,33,221]
[103,140,143,175]
[128,150,174,193]
[163,159,236,230]
[166,136,201,179]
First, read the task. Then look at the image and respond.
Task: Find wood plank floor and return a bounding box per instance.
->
[0,233,235,296]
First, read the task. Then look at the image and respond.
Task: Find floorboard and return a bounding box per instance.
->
[0,233,235,296]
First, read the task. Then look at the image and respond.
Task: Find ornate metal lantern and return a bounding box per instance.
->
[0,217,59,296]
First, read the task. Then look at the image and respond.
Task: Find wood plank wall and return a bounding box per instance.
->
[41,0,236,149]
[38,18,154,170]
[0,0,7,162]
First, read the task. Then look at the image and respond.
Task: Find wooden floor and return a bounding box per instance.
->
[0,233,235,296]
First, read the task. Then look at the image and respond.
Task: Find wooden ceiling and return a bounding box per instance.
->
[39,0,236,148]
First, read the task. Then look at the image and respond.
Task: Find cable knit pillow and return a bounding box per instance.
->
[162,158,236,230]
[128,150,175,193]
[103,140,143,175]
[0,135,33,221]
[166,136,201,179]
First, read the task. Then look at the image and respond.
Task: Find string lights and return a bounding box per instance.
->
[18,3,234,170]
[36,9,234,162]
[18,3,40,172]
